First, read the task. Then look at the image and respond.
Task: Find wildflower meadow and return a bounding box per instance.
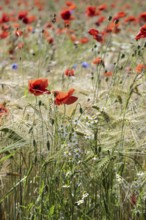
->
[0,0,146,219]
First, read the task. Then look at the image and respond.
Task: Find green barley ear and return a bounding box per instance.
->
[1,128,25,142]
[100,111,110,123]
[92,106,110,122]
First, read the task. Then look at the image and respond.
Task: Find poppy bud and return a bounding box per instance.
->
[33,139,37,147]
[108,16,112,21]
[117,95,122,104]
[38,100,42,106]
[115,19,119,24]
[47,140,50,151]
[51,118,54,125]
[44,184,49,192]
[79,107,83,114]
[98,146,101,153]
[121,54,125,59]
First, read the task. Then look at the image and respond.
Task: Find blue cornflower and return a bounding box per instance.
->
[81,62,90,68]
[12,63,18,70]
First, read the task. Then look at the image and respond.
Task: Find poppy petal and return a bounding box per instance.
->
[88,28,99,36]
[64,96,78,105]
[56,91,68,100]
[68,88,75,96]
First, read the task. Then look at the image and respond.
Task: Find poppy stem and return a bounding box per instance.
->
[63,104,66,121]
[35,96,38,105]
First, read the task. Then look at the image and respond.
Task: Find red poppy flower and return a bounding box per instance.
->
[60,9,72,20]
[28,78,51,96]
[95,16,105,26]
[135,24,146,40]
[79,37,89,44]
[1,24,9,31]
[43,29,50,38]
[105,22,120,34]
[88,28,104,43]
[93,57,104,65]
[113,11,126,21]
[22,15,36,24]
[66,1,76,10]
[0,13,10,23]
[0,31,9,39]
[124,16,137,23]
[94,34,103,42]
[54,88,78,105]
[104,71,112,77]
[18,10,28,20]
[47,37,54,44]
[69,34,77,42]
[0,104,8,117]
[27,25,33,32]
[88,28,99,36]
[65,69,75,76]
[86,6,97,17]
[98,4,107,11]
[135,64,146,73]
[138,12,146,25]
